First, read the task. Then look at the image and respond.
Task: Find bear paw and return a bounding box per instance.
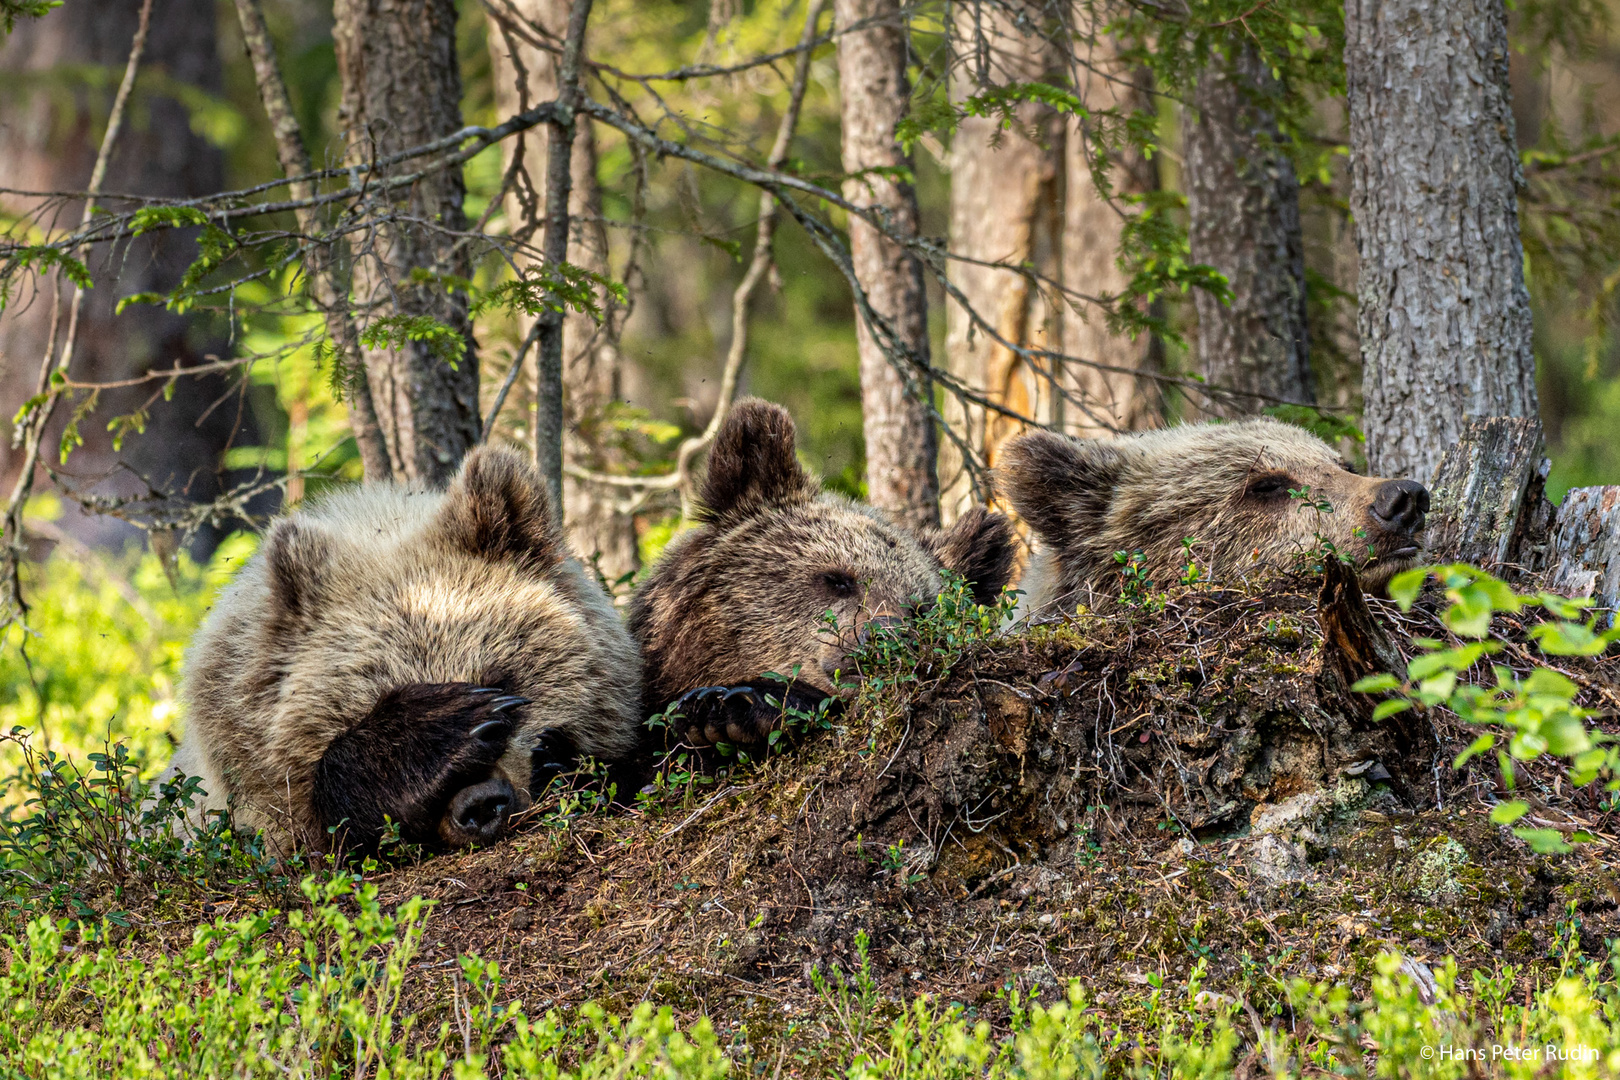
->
[667,680,836,748]
[312,683,529,853]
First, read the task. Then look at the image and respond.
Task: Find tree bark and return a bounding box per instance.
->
[1061,24,1162,436]
[0,0,251,549]
[1184,40,1313,419]
[488,0,636,580]
[1346,0,1538,482]
[835,0,940,532]
[334,0,481,486]
[939,2,1061,524]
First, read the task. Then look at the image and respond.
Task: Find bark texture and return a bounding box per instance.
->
[1346,0,1537,482]
[1184,41,1313,418]
[1061,24,1163,436]
[939,2,1061,523]
[334,0,481,485]
[488,0,637,580]
[0,0,250,548]
[835,0,940,532]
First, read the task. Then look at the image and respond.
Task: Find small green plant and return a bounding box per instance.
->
[1354,563,1620,853]
[1178,537,1205,588]
[0,726,297,927]
[1113,549,1158,608]
[846,572,1020,705]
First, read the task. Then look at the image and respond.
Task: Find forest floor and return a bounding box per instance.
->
[95,573,1620,1067]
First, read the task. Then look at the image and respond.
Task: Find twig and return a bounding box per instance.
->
[482,317,544,443]
[230,0,393,479]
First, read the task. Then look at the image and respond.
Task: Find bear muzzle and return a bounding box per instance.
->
[1368,478,1430,558]
[439,775,516,847]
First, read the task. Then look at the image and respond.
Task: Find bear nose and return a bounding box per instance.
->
[1371,479,1430,534]
[441,776,514,847]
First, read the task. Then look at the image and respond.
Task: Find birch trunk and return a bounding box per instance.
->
[1184,40,1313,419]
[1346,0,1538,481]
[334,0,481,485]
[939,2,1061,524]
[1061,25,1162,435]
[835,0,940,532]
[488,0,637,580]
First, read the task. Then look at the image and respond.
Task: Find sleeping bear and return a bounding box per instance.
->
[1000,418,1430,615]
[166,445,642,854]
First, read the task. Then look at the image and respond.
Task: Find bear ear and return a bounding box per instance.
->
[697,399,816,522]
[264,517,333,626]
[927,507,1017,606]
[997,430,1126,549]
[437,445,564,569]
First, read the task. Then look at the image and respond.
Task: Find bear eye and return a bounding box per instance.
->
[1246,474,1294,500]
[819,570,858,598]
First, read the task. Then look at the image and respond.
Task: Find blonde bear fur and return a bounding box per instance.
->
[167,446,641,854]
[1000,419,1430,616]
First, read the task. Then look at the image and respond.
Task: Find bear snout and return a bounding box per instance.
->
[439,776,515,848]
[855,613,906,646]
[1370,479,1430,539]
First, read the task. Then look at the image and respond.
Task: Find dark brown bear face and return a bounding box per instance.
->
[1000,418,1430,610]
[630,400,1015,741]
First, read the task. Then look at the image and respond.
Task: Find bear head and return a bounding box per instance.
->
[1000,418,1430,613]
[175,445,642,854]
[629,399,1016,734]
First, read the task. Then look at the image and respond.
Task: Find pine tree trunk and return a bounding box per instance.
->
[1346,0,1537,482]
[1184,40,1313,419]
[835,0,940,532]
[0,0,251,549]
[939,2,1061,524]
[488,0,637,580]
[334,0,481,485]
[1061,25,1163,436]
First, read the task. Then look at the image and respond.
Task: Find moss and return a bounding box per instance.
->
[1412,836,1471,903]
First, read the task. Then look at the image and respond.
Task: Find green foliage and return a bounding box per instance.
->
[470,263,627,325]
[845,572,1020,704]
[1,507,252,769]
[0,726,294,927]
[1353,564,1620,853]
[896,81,1085,154]
[2,873,734,1078]
[0,0,58,34]
[0,244,91,313]
[358,313,468,368]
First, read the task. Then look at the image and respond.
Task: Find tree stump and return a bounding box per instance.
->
[1425,416,1549,570]
[1545,486,1620,617]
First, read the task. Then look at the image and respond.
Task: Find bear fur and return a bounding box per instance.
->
[1000,418,1430,616]
[629,399,1017,747]
[166,445,642,854]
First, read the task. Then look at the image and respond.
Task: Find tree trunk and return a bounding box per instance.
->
[835,0,939,532]
[334,0,481,486]
[0,0,252,550]
[488,0,637,581]
[1061,24,1163,436]
[1346,0,1537,482]
[939,2,1061,524]
[1184,40,1313,419]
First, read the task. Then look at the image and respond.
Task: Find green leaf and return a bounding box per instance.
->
[358,313,467,368]
[1489,800,1528,825]
[129,206,210,237]
[1512,827,1572,855]
[1453,733,1495,767]
[1371,699,1412,721]
[1351,673,1400,693]
[1522,667,1579,699]
[1386,567,1428,609]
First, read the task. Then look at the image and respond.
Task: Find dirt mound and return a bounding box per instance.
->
[345,567,1620,1060]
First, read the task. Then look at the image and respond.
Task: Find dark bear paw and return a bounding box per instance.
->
[667,680,837,748]
[312,683,529,853]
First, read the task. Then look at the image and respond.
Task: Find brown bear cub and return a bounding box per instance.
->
[1000,418,1430,616]
[167,446,642,855]
[630,399,1016,748]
